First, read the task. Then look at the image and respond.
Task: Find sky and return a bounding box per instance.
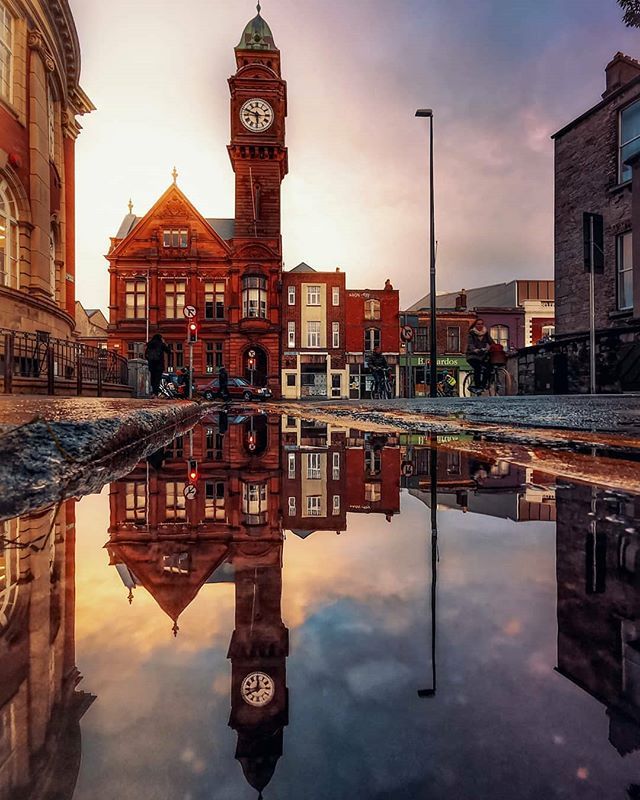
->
[69,0,640,313]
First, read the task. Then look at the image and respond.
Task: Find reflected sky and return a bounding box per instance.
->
[2,421,640,800]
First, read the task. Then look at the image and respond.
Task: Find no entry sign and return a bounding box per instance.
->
[183,305,197,319]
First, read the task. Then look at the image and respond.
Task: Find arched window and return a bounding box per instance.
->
[364,327,381,352]
[0,178,18,289]
[490,325,509,349]
[242,275,267,319]
[364,299,380,320]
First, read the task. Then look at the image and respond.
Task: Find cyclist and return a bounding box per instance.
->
[465,318,494,393]
[368,347,389,398]
[439,369,457,397]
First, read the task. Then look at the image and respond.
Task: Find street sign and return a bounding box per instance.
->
[401,326,414,343]
[183,484,197,500]
[183,305,197,319]
[248,349,256,358]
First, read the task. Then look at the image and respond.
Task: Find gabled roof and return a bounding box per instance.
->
[289,262,317,273]
[407,281,519,312]
[114,213,235,242]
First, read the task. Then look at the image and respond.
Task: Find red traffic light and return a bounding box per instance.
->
[187,320,198,343]
[187,459,198,482]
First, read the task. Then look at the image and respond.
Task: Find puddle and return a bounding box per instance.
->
[2,412,640,799]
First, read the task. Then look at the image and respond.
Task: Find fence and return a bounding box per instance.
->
[0,328,130,396]
[517,322,640,394]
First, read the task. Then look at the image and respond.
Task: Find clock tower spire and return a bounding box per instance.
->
[229,6,288,239]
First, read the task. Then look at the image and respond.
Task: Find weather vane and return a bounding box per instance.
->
[172,165,178,185]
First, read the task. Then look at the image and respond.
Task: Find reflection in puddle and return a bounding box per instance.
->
[1,413,640,799]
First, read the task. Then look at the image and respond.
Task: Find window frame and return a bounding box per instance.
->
[306,284,321,306]
[0,178,18,290]
[287,320,295,349]
[125,280,147,320]
[332,286,340,306]
[619,99,640,184]
[162,228,189,249]
[288,285,296,305]
[332,321,340,349]
[0,3,13,103]
[164,279,186,319]
[204,281,225,320]
[446,326,460,353]
[242,275,268,319]
[364,327,381,352]
[489,324,509,350]
[617,230,634,311]
[307,320,321,348]
[364,299,381,320]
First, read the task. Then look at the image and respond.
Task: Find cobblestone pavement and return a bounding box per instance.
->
[274,395,640,434]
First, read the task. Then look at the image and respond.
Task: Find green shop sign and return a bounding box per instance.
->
[400,355,470,368]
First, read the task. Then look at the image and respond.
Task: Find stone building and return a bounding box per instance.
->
[554,52,640,335]
[107,7,287,393]
[0,0,93,339]
[74,300,107,349]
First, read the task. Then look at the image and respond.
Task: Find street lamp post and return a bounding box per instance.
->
[416,109,437,398]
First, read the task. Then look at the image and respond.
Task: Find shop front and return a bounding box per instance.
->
[348,357,399,399]
[399,355,470,397]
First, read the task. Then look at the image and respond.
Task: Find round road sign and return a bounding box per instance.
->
[401,326,414,343]
[183,484,198,500]
[184,305,197,319]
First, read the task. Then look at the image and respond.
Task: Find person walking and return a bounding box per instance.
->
[145,333,170,397]
[466,319,494,394]
[218,364,230,401]
[368,346,389,398]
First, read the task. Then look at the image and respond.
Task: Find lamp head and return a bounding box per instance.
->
[415,109,433,118]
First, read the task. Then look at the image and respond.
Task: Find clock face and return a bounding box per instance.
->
[241,671,275,707]
[240,98,274,132]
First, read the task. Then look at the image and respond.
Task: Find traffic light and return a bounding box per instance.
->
[247,356,256,371]
[187,459,199,482]
[187,320,198,343]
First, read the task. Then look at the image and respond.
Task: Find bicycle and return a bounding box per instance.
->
[371,370,394,400]
[462,364,513,397]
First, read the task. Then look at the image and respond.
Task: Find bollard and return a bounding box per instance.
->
[46,347,55,395]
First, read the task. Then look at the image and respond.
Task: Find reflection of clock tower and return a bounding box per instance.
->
[228,543,289,797]
[229,3,288,239]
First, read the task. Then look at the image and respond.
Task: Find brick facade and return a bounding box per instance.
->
[107,10,287,393]
[0,0,93,339]
[554,52,640,336]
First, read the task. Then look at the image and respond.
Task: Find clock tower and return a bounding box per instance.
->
[228,3,288,240]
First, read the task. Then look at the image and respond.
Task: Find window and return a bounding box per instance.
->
[306,496,322,516]
[205,429,224,460]
[288,285,296,305]
[364,299,381,320]
[446,326,460,353]
[332,452,340,480]
[332,495,340,515]
[286,373,296,387]
[204,482,226,521]
[163,229,188,248]
[0,4,12,101]
[288,452,296,479]
[166,482,187,521]
[205,341,223,373]
[365,450,381,476]
[125,280,146,319]
[167,342,184,372]
[288,496,296,515]
[332,322,340,348]
[242,275,267,318]
[168,435,184,459]
[364,327,381,352]
[127,341,146,360]
[125,482,146,522]
[162,553,190,574]
[205,281,225,319]
[288,321,295,348]
[307,452,321,480]
[490,325,509,349]
[331,373,341,397]
[307,321,321,348]
[332,286,340,306]
[0,179,18,289]
[365,483,381,503]
[620,100,640,183]
[541,325,555,338]
[242,482,268,524]
[617,231,634,310]
[307,285,321,306]
[416,327,429,353]
[165,280,186,319]
[446,452,461,476]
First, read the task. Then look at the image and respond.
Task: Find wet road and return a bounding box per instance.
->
[1,412,639,799]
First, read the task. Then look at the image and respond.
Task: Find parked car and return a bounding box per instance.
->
[198,376,272,401]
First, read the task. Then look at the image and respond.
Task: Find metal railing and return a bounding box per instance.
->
[0,328,129,395]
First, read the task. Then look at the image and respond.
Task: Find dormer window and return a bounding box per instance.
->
[163,229,188,248]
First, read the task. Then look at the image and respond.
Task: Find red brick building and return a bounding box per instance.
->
[345,281,400,399]
[107,8,287,392]
[0,0,93,339]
